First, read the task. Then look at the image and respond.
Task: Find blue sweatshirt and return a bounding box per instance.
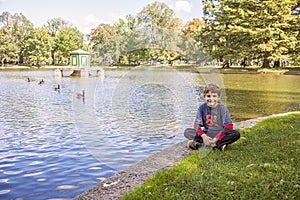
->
[194,102,232,138]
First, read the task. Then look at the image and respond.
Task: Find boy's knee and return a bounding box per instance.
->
[184,128,197,140]
[234,130,240,140]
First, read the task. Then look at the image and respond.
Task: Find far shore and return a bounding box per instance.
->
[1,64,300,75]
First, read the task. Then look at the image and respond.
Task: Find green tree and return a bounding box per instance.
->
[44,18,70,65]
[290,1,300,64]
[201,0,299,67]
[55,27,84,64]
[137,1,184,63]
[0,26,18,65]
[88,23,118,64]
[114,15,148,64]
[24,27,53,67]
[0,12,34,65]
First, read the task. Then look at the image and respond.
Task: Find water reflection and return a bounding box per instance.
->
[223,74,300,121]
[74,68,200,171]
[0,69,299,199]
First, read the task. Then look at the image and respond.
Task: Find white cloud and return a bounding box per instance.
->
[174,0,192,13]
[80,14,103,34]
[79,13,126,34]
[85,14,101,25]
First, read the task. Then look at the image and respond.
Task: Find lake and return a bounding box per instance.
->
[0,67,299,199]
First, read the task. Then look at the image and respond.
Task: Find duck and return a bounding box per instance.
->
[55,84,60,91]
[38,79,44,85]
[77,90,85,98]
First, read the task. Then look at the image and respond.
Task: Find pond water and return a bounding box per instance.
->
[0,67,299,199]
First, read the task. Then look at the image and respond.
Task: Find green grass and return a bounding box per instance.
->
[122,112,300,200]
[218,65,300,72]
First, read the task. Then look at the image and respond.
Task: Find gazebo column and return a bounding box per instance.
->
[54,69,63,78]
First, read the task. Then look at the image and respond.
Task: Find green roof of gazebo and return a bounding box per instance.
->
[70,49,90,55]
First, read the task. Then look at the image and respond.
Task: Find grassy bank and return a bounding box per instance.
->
[123,112,300,200]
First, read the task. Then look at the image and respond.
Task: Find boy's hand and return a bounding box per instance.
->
[209,138,218,147]
[201,134,212,146]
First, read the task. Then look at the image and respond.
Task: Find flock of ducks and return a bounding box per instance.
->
[27,77,85,102]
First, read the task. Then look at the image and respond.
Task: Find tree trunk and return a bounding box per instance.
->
[273,60,280,68]
[261,58,270,68]
[241,58,247,67]
[222,61,230,68]
[51,50,55,65]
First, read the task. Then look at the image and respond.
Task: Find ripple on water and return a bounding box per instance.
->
[89,167,102,170]
[36,178,47,182]
[28,161,44,166]
[24,171,43,177]
[56,185,80,190]
[3,170,23,175]
[0,190,10,195]
[78,180,97,185]
[0,163,15,168]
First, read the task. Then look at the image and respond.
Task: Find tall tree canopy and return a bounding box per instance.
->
[200,0,300,67]
[55,27,84,64]
[44,18,70,64]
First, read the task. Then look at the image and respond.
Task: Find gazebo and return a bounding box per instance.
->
[70,49,90,68]
[54,49,104,78]
[69,49,90,77]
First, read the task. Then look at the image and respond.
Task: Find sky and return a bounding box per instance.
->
[0,0,203,34]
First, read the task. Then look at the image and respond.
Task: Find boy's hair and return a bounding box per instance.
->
[203,83,221,97]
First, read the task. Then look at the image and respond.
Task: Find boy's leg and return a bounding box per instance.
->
[216,130,240,150]
[184,128,203,143]
[184,128,204,149]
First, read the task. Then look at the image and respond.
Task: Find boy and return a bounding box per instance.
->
[184,83,240,151]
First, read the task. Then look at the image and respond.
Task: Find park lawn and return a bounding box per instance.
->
[122,112,300,200]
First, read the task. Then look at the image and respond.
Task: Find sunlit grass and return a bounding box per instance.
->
[123,112,300,200]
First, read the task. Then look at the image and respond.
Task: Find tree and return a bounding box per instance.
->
[55,27,84,64]
[0,26,19,65]
[290,1,300,64]
[24,27,53,67]
[12,13,35,64]
[183,18,205,37]
[136,1,184,63]
[44,18,70,64]
[0,12,34,65]
[88,23,118,64]
[114,15,149,64]
[201,0,299,67]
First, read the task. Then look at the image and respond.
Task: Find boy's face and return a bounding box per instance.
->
[204,91,220,108]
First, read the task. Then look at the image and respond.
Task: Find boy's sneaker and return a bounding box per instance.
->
[187,140,202,150]
[221,144,227,151]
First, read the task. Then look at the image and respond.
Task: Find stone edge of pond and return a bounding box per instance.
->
[74,112,295,200]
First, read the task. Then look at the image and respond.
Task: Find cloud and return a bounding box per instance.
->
[85,14,101,26]
[174,0,192,13]
[80,13,127,34]
[81,14,103,34]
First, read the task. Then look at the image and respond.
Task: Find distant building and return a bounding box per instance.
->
[70,49,90,68]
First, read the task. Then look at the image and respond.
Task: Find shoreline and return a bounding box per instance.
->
[74,112,296,200]
[1,65,300,75]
